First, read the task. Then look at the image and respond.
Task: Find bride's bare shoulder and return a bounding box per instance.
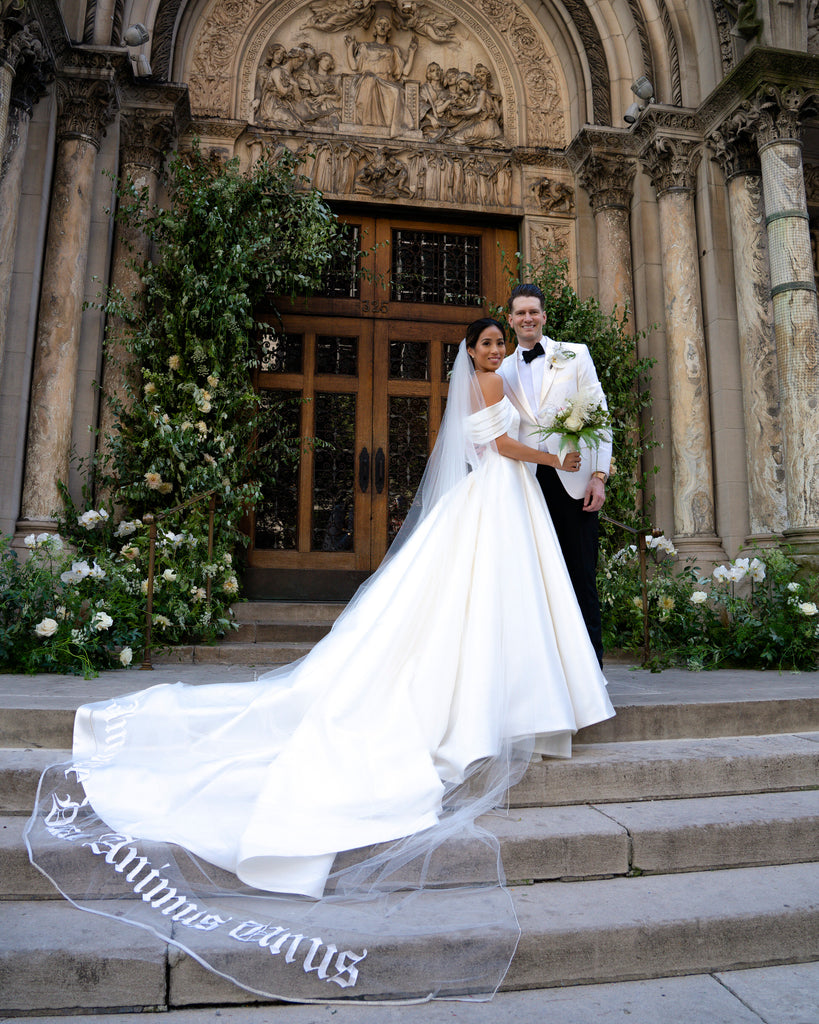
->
[476,372,504,406]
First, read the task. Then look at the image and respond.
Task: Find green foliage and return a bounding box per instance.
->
[491,250,657,555]
[1,143,350,674]
[600,542,819,670]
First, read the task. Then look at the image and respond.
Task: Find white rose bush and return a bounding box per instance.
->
[598,541,819,670]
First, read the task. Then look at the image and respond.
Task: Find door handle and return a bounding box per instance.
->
[358,447,370,492]
[375,447,386,494]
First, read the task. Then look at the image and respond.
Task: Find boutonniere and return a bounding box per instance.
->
[547,343,576,369]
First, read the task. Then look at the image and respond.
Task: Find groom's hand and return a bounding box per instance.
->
[583,476,605,513]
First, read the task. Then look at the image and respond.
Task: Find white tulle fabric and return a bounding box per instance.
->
[26,342,614,1004]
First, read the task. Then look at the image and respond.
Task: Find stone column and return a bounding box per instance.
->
[747,83,819,560]
[707,125,787,543]
[97,107,174,500]
[17,72,116,533]
[638,115,724,560]
[0,46,51,371]
[566,128,639,323]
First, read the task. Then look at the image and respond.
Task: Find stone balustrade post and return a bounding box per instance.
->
[707,125,787,543]
[746,83,819,561]
[566,127,638,323]
[637,110,724,561]
[16,71,116,535]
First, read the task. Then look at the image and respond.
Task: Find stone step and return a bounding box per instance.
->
[230,602,347,625]
[149,641,313,665]
[3,733,817,817]
[2,862,817,1012]
[4,688,818,751]
[5,790,818,900]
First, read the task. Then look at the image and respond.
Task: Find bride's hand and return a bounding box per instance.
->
[559,451,581,472]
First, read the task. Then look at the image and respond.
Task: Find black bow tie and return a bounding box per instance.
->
[521,342,544,364]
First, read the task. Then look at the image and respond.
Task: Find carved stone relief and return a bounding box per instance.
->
[185,0,567,149]
[524,217,574,282]
[529,175,574,215]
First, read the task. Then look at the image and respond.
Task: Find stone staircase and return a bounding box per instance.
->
[151,601,345,665]
[1,625,818,1014]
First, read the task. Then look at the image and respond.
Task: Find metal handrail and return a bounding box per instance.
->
[601,514,664,665]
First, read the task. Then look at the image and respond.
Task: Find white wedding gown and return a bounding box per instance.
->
[27,394,614,1004]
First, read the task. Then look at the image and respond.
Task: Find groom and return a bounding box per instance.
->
[499,283,611,666]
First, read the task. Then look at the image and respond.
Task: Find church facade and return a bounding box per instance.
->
[1,0,818,592]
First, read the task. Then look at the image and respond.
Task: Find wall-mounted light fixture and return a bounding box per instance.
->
[122,23,150,46]
[624,76,654,124]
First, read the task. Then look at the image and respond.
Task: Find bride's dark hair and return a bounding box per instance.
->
[465,317,506,350]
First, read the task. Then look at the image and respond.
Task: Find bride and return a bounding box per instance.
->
[27,317,614,1005]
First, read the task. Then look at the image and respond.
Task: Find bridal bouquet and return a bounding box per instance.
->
[534,386,612,454]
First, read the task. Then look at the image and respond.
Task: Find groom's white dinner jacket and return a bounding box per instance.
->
[498,335,612,500]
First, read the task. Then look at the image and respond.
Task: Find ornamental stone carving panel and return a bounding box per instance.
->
[184,0,567,150]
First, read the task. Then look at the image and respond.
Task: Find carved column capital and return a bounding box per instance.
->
[55,72,118,149]
[0,9,44,72]
[120,107,175,173]
[743,82,819,150]
[640,134,702,195]
[578,154,638,213]
[707,120,760,181]
[634,106,703,196]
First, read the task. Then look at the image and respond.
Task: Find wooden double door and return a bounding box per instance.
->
[246,215,516,599]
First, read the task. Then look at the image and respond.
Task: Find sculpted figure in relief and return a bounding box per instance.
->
[345,16,418,130]
[305,0,376,33]
[532,176,574,215]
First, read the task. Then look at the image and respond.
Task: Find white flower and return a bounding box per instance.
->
[60,560,91,584]
[88,562,106,580]
[168,354,181,371]
[121,545,140,560]
[70,628,86,642]
[797,602,818,617]
[207,375,219,388]
[631,596,643,608]
[548,344,576,369]
[55,605,67,619]
[162,569,177,582]
[659,595,675,611]
[152,614,172,628]
[646,535,677,557]
[162,531,184,548]
[223,552,232,565]
[34,617,58,638]
[223,575,239,595]
[91,611,113,631]
[145,471,163,490]
[690,591,708,605]
[115,520,140,538]
[144,381,157,396]
[119,647,133,666]
[726,565,747,583]
[24,534,38,548]
[734,557,750,573]
[611,544,637,565]
[749,557,766,582]
[191,586,207,602]
[199,400,212,413]
[712,565,731,583]
[787,582,800,592]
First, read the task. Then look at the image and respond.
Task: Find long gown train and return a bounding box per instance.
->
[26,392,614,1004]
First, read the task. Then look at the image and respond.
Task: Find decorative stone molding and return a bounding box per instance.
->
[55,72,117,148]
[529,176,574,215]
[577,154,637,213]
[805,163,819,206]
[1,10,46,73]
[558,0,610,124]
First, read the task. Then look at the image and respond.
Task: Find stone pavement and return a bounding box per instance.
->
[0,963,817,1023]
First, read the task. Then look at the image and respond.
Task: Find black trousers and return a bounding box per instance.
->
[536,464,603,667]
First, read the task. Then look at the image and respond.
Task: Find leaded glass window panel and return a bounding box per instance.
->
[253,391,301,549]
[391,230,481,305]
[312,392,356,551]
[325,223,361,299]
[388,396,429,543]
[441,341,460,381]
[259,332,303,374]
[389,340,429,380]
[316,336,358,376]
